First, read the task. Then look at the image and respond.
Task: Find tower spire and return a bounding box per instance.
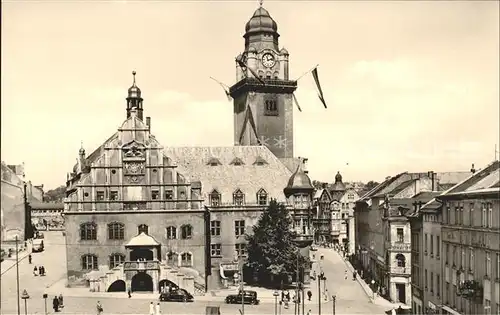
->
[132,70,137,85]
[126,70,144,120]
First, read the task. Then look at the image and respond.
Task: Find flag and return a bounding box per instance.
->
[292,93,302,112]
[236,58,266,85]
[238,106,260,145]
[312,67,328,109]
[210,77,232,101]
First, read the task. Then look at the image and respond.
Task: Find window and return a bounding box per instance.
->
[424,234,428,254]
[425,269,428,289]
[81,254,98,270]
[482,203,487,227]
[167,252,178,266]
[257,189,268,205]
[207,157,221,166]
[210,221,221,236]
[469,249,474,271]
[181,252,192,267]
[455,207,459,225]
[459,206,463,225]
[430,272,434,293]
[430,235,434,256]
[436,274,440,296]
[484,300,491,315]
[436,236,440,258]
[80,222,97,240]
[181,225,192,239]
[109,253,125,268]
[461,248,465,269]
[165,190,173,200]
[230,158,245,166]
[452,245,456,267]
[110,191,119,201]
[233,189,245,206]
[96,191,105,201]
[469,203,474,226]
[209,190,221,206]
[446,206,451,224]
[235,243,247,257]
[211,244,222,257]
[107,222,124,240]
[395,253,406,267]
[138,224,148,234]
[235,220,245,237]
[445,244,449,264]
[496,253,500,280]
[487,203,493,228]
[264,100,278,116]
[396,228,404,242]
[152,190,159,200]
[166,226,177,239]
[486,252,491,277]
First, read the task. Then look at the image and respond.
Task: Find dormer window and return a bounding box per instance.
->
[233,189,245,206]
[209,189,221,207]
[207,157,222,167]
[253,156,268,166]
[230,157,245,166]
[257,188,268,206]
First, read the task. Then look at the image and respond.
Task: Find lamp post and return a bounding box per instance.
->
[273,290,279,315]
[15,236,20,315]
[293,235,313,315]
[43,293,48,315]
[318,272,326,315]
[332,295,336,315]
[21,289,30,315]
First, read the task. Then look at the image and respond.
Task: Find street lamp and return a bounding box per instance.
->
[21,289,30,315]
[293,234,313,315]
[43,294,48,315]
[317,272,327,315]
[332,295,336,315]
[273,290,279,315]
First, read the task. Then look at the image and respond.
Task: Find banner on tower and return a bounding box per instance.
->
[292,93,302,112]
[238,105,260,145]
[210,77,232,101]
[312,67,328,109]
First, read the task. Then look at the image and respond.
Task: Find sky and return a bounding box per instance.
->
[1,0,499,190]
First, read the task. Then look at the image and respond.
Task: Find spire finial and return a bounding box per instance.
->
[132,71,137,85]
[259,0,263,7]
[80,140,83,148]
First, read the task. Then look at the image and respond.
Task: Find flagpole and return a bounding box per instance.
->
[295,64,319,82]
[209,76,228,88]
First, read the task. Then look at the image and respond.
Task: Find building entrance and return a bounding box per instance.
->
[131,272,153,292]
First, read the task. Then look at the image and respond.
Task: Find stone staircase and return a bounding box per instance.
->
[91,261,206,296]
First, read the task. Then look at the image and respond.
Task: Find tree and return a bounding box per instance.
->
[44,185,66,202]
[358,181,380,197]
[245,199,309,288]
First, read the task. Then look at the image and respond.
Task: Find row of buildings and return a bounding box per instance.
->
[354,161,500,315]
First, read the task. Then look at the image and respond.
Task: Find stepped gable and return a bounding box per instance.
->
[164,146,293,204]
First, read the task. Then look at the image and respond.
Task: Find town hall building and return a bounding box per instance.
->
[64,3,315,295]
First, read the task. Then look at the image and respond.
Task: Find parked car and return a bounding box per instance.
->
[159,288,193,302]
[225,290,260,305]
[0,249,5,262]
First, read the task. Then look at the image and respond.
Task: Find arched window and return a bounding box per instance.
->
[81,254,98,270]
[181,225,192,239]
[395,253,406,267]
[257,189,268,206]
[233,189,245,206]
[166,226,177,240]
[181,252,193,267]
[138,224,148,234]
[80,222,97,240]
[107,222,124,240]
[209,189,221,207]
[167,251,178,266]
[109,253,125,268]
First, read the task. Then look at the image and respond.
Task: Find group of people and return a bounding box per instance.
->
[33,265,46,276]
[52,294,64,312]
[149,302,161,315]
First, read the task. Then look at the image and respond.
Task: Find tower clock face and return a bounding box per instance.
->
[261,53,276,68]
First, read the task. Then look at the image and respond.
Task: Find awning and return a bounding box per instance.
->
[125,232,160,247]
[441,306,462,315]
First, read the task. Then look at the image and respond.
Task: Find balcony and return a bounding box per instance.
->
[386,242,411,252]
[389,266,411,275]
[123,260,160,271]
[457,280,483,301]
[229,77,298,96]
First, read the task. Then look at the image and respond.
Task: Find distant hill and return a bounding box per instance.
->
[44,185,66,202]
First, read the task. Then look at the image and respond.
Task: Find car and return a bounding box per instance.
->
[159,288,194,302]
[225,290,260,305]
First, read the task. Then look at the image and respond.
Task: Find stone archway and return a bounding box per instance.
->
[131,272,153,292]
[107,280,126,292]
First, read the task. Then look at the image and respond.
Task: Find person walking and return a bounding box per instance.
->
[307,290,312,301]
[155,302,161,315]
[306,309,312,315]
[28,254,32,264]
[96,301,103,315]
[344,270,348,280]
[127,288,131,298]
[52,296,59,312]
[352,271,357,281]
[33,266,38,276]
[58,294,64,308]
[149,302,155,315]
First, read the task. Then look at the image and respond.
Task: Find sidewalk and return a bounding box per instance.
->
[1,242,32,276]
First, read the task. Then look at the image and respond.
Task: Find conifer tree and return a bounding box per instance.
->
[245,199,309,288]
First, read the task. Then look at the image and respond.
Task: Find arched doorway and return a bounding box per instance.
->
[107,280,126,292]
[131,272,153,292]
[158,279,179,293]
[130,248,154,261]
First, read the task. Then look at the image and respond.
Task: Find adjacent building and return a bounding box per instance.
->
[355,171,469,306]
[64,3,314,295]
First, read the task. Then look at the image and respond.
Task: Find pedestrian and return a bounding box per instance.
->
[352,271,357,281]
[344,270,348,280]
[58,294,64,308]
[52,296,59,312]
[307,309,312,315]
[307,290,312,301]
[33,266,38,276]
[155,302,161,315]
[149,302,155,315]
[127,288,131,298]
[96,301,103,315]
[28,254,32,264]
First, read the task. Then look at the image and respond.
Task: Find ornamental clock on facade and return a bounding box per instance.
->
[261,53,275,68]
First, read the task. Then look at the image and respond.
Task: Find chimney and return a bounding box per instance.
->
[427,171,435,191]
[146,117,151,129]
[470,163,476,174]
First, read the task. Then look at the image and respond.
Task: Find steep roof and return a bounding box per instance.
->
[164,146,293,204]
[359,172,406,201]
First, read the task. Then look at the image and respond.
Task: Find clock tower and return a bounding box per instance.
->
[229,3,297,159]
